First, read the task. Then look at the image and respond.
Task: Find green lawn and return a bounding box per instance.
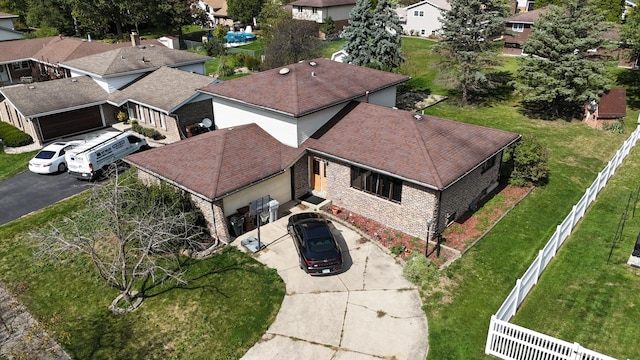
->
[0,194,285,359]
[511,143,640,359]
[0,148,37,181]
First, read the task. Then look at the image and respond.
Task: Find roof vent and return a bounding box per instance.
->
[309,61,317,66]
[311,71,316,77]
[414,114,423,121]
[279,67,290,75]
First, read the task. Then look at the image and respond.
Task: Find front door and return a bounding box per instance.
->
[310,158,327,192]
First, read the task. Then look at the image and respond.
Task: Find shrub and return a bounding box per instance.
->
[508,134,549,187]
[604,120,624,134]
[403,251,439,286]
[217,58,235,77]
[390,244,405,256]
[202,37,227,57]
[0,122,34,147]
[132,123,165,140]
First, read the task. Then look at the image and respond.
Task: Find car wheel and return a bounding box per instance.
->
[58,162,67,173]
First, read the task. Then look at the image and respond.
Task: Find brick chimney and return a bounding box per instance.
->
[131,32,141,47]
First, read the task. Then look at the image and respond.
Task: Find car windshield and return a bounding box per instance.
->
[35,150,56,159]
[308,237,335,253]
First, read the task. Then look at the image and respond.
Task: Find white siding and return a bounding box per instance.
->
[403,2,445,36]
[297,104,345,145]
[325,5,354,21]
[222,171,291,216]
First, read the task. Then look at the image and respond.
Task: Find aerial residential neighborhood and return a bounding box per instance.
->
[0,0,639,359]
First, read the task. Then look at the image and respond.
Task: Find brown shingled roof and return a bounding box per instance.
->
[198,58,409,117]
[598,87,627,119]
[125,124,303,200]
[307,102,520,189]
[506,7,546,24]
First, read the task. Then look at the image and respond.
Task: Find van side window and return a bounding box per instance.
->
[127,135,141,144]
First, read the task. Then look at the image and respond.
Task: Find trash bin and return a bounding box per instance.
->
[230,215,244,237]
[268,199,279,223]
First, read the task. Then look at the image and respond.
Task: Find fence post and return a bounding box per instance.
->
[553,225,562,254]
[570,205,577,229]
[485,315,496,354]
[512,279,522,317]
[570,342,582,360]
[535,249,543,284]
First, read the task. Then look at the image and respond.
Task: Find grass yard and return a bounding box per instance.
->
[0,193,285,359]
[0,148,37,181]
[511,144,640,359]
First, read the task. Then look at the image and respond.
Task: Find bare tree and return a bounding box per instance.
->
[31,168,209,311]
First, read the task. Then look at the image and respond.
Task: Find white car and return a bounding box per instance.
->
[28,141,83,174]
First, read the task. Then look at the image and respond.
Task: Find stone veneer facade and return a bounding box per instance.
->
[137,169,232,244]
[322,157,438,241]
[292,156,310,200]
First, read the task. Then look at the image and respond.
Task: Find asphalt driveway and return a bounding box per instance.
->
[233,204,429,360]
[0,170,94,226]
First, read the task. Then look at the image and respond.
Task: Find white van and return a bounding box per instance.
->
[66,131,147,180]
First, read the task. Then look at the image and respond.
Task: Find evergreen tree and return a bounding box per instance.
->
[343,0,374,66]
[515,1,614,118]
[370,0,405,71]
[537,0,624,23]
[621,7,640,60]
[435,0,509,104]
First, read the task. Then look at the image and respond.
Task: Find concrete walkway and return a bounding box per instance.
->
[233,204,428,360]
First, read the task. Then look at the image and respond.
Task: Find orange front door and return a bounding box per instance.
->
[310,158,327,192]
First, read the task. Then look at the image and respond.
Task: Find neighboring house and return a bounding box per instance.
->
[197,0,233,28]
[290,0,357,31]
[502,7,545,55]
[0,35,162,86]
[0,12,23,41]
[126,59,520,246]
[583,87,627,129]
[60,33,210,93]
[0,76,113,145]
[400,0,451,37]
[108,67,219,143]
[511,0,534,14]
[0,37,211,146]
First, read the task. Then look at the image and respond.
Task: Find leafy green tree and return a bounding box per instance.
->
[0,0,28,28]
[508,135,549,187]
[434,0,509,104]
[228,0,265,25]
[257,0,291,49]
[537,0,624,23]
[25,0,74,35]
[152,0,208,35]
[343,0,374,66]
[262,19,322,69]
[515,1,614,118]
[370,0,404,71]
[621,7,640,61]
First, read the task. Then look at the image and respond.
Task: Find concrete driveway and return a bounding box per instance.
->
[233,205,428,360]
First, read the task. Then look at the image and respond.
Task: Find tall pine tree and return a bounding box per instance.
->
[435,0,509,104]
[343,0,373,66]
[370,0,405,71]
[515,1,613,118]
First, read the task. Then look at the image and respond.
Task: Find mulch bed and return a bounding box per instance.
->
[324,183,532,267]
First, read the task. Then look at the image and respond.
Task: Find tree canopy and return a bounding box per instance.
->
[228,0,265,26]
[343,0,404,71]
[262,20,323,70]
[434,0,509,104]
[536,0,625,23]
[621,7,640,61]
[515,0,614,118]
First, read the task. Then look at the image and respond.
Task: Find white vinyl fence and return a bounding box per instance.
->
[486,120,640,360]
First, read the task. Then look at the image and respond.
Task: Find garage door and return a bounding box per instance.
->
[39,106,103,141]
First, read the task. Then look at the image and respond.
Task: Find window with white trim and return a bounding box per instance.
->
[512,23,524,32]
[12,61,29,70]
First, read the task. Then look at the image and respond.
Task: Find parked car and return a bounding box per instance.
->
[287,212,343,275]
[28,141,83,174]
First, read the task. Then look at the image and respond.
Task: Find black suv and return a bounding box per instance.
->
[287,212,343,275]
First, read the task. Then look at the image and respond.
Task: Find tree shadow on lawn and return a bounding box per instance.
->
[616,69,640,109]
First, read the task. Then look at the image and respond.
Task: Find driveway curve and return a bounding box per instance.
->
[234,208,428,360]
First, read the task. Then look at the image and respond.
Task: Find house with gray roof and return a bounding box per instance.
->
[108,67,219,143]
[126,59,520,245]
[290,0,357,31]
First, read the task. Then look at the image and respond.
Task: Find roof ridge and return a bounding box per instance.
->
[412,115,445,189]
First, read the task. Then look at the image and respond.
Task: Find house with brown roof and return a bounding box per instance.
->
[290,0,357,31]
[125,59,520,245]
[503,7,545,56]
[583,87,627,129]
[197,0,233,27]
[0,12,23,42]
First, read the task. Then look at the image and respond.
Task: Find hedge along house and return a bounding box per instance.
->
[107,67,220,143]
[125,59,520,244]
